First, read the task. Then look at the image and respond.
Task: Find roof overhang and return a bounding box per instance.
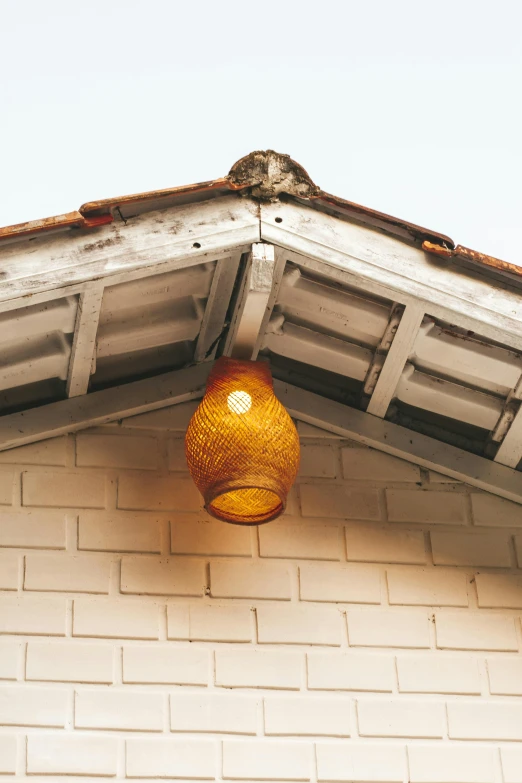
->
[1,150,522,507]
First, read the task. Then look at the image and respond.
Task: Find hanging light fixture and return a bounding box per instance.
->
[185,356,300,525]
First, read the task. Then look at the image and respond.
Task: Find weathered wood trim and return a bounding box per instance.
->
[193,254,242,362]
[66,288,104,397]
[251,246,288,361]
[494,407,522,468]
[0,196,259,308]
[275,379,522,506]
[260,202,522,351]
[367,304,425,417]
[224,243,277,360]
[0,364,210,451]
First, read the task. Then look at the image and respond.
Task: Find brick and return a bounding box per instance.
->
[167,438,189,471]
[435,611,518,651]
[0,553,18,589]
[358,699,444,738]
[257,605,341,646]
[22,471,105,508]
[121,556,205,596]
[265,696,350,736]
[397,655,481,694]
[77,433,159,469]
[316,743,406,782]
[170,692,257,734]
[75,688,163,731]
[168,604,252,642]
[0,510,65,548]
[73,598,158,639]
[0,472,14,504]
[299,563,381,604]
[27,642,113,683]
[448,701,522,740]
[27,734,118,775]
[118,474,201,511]
[126,737,216,779]
[408,745,496,783]
[386,490,467,524]
[211,560,291,600]
[260,524,341,560]
[215,649,302,690]
[348,610,429,648]
[343,448,420,482]
[0,685,67,726]
[223,740,311,780]
[346,525,426,564]
[0,595,65,635]
[79,511,161,553]
[387,568,468,606]
[0,437,66,466]
[299,445,337,477]
[502,748,522,783]
[431,531,510,567]
[0,736,16,774]
[307,652,395,692]
[122,400,198,430]
[172,518,251,556]
[476,573,522,608]
[24,553,111,593]
[300,484,380,520]
[471,492,522,527]
[488,657,522,695]
[123,645,209,685]
[0,641,20,679]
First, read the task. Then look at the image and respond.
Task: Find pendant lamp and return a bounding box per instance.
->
[185,356,300,525]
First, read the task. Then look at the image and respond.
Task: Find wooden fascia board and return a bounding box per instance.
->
[275,380,522,506]
[260,201,522,352]
[0,363,210,451]
[0,195,259,312]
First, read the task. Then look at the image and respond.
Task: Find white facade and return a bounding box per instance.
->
[0,402,521,781]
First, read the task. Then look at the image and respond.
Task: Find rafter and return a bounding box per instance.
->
[0,363,210,452]
[494,405,522,468]
[193,254,242,362]
[275,380,522,506]
[66,288,104,397]
[223,243,277,360]
[366,304,425,417]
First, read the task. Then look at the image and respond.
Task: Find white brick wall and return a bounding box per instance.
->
[1,418,522,781]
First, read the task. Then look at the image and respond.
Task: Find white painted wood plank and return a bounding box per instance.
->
[279,248,522,354]
[275,379,522,506]
[366,304,425,417]
[0,364,210,452]
[66,288,104,397]
[0,247,246,317]
[251,246,287,361]
[260,201,522,351]
[494,407,522,468]
[0,196,259,306]
[224,243,276,360]
[193,255,241,362]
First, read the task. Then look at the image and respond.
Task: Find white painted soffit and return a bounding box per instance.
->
[1,174,522,484]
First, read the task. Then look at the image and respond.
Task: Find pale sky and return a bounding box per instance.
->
[1,1,521,263]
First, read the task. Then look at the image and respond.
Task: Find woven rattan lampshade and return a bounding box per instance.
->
[185,356,300,524]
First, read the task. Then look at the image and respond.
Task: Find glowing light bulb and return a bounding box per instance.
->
[227,390,252,414]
